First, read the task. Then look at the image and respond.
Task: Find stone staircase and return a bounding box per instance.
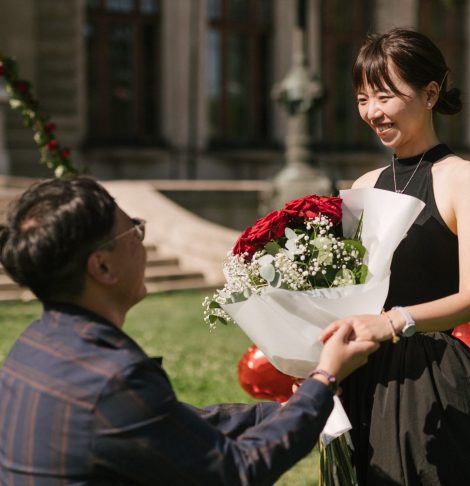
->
[143,243,209,293]
[0,242,209,302]
[0,178,238,302]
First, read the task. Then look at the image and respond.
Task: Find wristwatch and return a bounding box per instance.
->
[308,369,338,394]
[392,306,416,337]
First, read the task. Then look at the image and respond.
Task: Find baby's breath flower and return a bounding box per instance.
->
[203,211,367,328]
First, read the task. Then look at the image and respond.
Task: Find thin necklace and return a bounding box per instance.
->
[392,150,427,194]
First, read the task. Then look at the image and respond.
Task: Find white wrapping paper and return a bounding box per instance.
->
[223,188,425,441]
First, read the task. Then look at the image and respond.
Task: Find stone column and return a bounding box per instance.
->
[0,84,10,174]
[266,0,332,211]
[374,0,418,32]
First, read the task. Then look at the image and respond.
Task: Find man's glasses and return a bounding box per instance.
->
[97,218,146,250]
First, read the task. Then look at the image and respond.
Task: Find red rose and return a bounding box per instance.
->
[14,80,29,93]
[60,148,71,158]
[45,122,57,133]
[0,62,4,76]
[283,194,342,224]
[46,139,58,150]
[233,209,292,259]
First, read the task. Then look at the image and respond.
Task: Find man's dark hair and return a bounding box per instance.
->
[0,176,117,301]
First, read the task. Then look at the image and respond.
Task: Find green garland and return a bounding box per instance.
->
[0,53,81,176]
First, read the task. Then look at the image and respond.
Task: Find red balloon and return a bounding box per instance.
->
[452,322,470,347]
[238,344,296,402]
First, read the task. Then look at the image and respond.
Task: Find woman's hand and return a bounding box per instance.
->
[320,313,395,344]
[316,322,380,383]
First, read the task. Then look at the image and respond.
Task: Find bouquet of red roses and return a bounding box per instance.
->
[204,189,425,379]
[233,194,343,260]
[204,188,425,485]
[204,194,369,333]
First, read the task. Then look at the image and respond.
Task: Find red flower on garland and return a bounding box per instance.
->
[14,80,30,93]
[46,139,58,150]
[45,122,57,133]
[60,148,71,158]
[0,52,80,176]
[233,194,343,260]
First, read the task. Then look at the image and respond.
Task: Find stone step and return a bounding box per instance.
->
[0,288,35,302]
[0,247,207,301]
[145,279,214,293]
[145,253,179,267]
[144,265,205,283]
[0,277,210,303]
[0,274,23,291]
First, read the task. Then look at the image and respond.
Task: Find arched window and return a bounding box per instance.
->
[321,0,374,149]
[207,0,273,147]
[418,0,466,148]
[85,0,161,144]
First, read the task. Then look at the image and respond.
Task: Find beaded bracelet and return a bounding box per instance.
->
[308,368,338,394]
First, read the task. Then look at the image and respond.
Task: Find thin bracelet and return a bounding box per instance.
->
[384,311,400,343]
[308,368,337,394]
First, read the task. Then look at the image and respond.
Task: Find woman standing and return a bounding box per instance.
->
[321,28,470,485]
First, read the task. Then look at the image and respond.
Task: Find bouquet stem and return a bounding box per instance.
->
[319,433,358,486]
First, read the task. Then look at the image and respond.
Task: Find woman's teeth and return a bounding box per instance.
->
[376,123,393,132]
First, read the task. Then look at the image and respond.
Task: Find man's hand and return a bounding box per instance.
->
[316,322,379,383]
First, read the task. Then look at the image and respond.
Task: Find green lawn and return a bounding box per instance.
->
[0,291,319,485]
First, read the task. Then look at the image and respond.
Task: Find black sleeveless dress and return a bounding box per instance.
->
[341,144,470,485]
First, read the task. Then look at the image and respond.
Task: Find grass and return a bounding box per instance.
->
[0,290,320,485]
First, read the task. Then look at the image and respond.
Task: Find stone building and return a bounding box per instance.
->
[0,0,469,182]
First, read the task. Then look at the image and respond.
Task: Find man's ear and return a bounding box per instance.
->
[86,251,118,285]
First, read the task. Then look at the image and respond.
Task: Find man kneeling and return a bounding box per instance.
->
[0,176,378,485]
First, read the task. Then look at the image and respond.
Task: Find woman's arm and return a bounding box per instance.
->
[321,159,470,342]
[402,158,470,331]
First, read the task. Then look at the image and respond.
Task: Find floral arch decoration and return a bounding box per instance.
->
[0,53,80,177]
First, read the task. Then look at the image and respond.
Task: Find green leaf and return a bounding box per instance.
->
[260,263,275,282]
[284,227,297,239]
[271,270,282,288]
[230,291,247,303]
[354,264,368,284]
[264,241,281,256]
[208,314,228,326]
[353,210,364,240]
[317,250,333,266]
[312,236,332,251]
[208,301,221,309]
[335,268,355,285]
[342,239,367,258]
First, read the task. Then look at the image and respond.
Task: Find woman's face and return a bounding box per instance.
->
[356,62,431,157]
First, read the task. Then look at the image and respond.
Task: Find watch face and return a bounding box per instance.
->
[402,324,416,337]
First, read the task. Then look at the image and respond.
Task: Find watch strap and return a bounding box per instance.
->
[392,306,416,337]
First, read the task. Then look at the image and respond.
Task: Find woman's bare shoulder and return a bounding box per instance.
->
[351,167,387,189]
[434,154,470,182]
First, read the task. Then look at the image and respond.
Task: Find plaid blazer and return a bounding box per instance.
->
[0,303,333,485]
